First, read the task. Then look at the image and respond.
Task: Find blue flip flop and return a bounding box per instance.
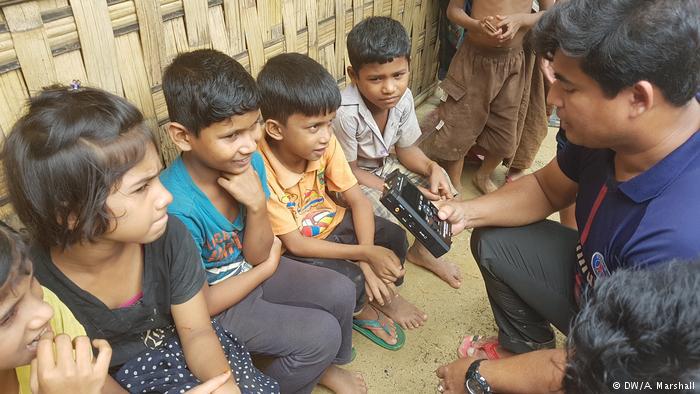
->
[352,309,406,351]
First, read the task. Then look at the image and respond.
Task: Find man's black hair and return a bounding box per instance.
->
[257,53,341,124]
[531,0,700,106]
[162,49,260,136]
[347,16,411,72]
[565,262,700,393]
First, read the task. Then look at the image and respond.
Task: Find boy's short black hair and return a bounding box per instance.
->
[0,222,31,300]
[565,262,700,393]
[347,16,411,72]
[3,86,155,250]
[162,49,260,136]
[531,0,700,106]
[257,53,341,124]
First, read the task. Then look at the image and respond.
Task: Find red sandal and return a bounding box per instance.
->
[457,335,501,360]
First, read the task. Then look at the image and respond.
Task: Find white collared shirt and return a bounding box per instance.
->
[333,83,421,170]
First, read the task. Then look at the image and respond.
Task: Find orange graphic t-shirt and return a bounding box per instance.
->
[259,134,357,239]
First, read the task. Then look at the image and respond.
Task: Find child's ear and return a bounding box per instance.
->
[166,122,194,152]
[264,119,284,141]
[347,66,358,83]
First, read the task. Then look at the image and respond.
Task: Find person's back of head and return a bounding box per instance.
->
[257,53,341,125]
[531,0,700,106]
[3,85,155,250]
[347,16,411,72]
[162,49,260,136]
[565,262,700,393]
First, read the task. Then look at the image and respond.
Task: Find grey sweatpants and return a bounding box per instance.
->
[471,220,579,354]
[215,257,356,394]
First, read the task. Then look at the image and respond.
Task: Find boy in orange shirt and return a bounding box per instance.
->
[258,53,429,349]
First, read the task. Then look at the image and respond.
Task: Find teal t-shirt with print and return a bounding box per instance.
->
[160,152,270,284]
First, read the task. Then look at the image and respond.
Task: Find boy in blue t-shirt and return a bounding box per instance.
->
[160,49,365,394]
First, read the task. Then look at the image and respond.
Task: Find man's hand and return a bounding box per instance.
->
[428,162,453,200]
[494,13,528,42]
[217,165,266,211]
[30,333,111,394]
[360,262,397,305]
[362,245,405,283]
[434,200,469,235]
[436,356,474,394]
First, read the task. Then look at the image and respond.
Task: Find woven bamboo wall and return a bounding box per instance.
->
[0,0,440,219]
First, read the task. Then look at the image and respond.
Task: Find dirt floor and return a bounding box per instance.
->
[313,91,562,393]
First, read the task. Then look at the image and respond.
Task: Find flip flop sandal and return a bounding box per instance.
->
[350,347,357,362]
[353,310,406,351]
[457,335,501,360]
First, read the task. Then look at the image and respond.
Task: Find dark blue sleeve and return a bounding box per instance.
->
[556,131,585,183]
[252,151,270,199]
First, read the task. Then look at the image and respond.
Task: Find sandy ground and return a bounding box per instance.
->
[313,91,562,393]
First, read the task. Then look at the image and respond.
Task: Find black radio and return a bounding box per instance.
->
[380,169,452,257]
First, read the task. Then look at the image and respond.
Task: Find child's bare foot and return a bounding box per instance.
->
[505,168,526,183]
[407,242,462,288]
[355,305,398,345]
[319,365,367,394]
[472,172,498,194]
[375,295,427,330]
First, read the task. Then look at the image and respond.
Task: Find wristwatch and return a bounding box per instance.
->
[465,359,492,394]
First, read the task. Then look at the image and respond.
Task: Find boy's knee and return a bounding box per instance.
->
[335,275,358,309]
[299,313,342,358]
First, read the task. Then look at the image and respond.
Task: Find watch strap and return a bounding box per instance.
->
[465,358,492,393]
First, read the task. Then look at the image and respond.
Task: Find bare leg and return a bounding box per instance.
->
[375,295,428,330]
[444,158,465,194]
[318,365,367,394]
[472,153,502,194]
[407,241,462,289]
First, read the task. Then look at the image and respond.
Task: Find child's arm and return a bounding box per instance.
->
[341,186,404,282]
[342,184,406,304]
[217,165,273,265]
[202,237,282,316]
[278,204,401,283]
[348,160,386,191]
[395,145,452,200]
[279,229,370,262]
[278,223,402,306]
[171,285,239,394]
